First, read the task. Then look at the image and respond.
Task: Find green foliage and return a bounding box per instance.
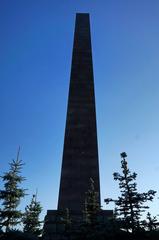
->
[0,149,26,232]
[143,212,158,232]
[73,178,102,240]
[23,194,42,236]
[105,152,156,233]
[83,178,101,225]
[63,208,71,230]
[0,230,39,240]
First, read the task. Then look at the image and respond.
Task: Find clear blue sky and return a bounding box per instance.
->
[1,0,159,221]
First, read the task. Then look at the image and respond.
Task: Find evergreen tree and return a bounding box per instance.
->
[83,178,101,225]
[105,152,156,233]
[63,208,71,230]
[74,178,102,240]
[0,148,26,232]
[23,193,42,237]
[145,212,158,231]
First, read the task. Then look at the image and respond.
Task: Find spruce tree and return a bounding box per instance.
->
[0,148,26,232]
[23,193,42,236]
[105,152,156,233]
[145,212,158,231]
[75,178,102,240]
[83,178,100,225]
[63,208,71,230]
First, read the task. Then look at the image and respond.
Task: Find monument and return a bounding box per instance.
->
[58,12,100,213]
[43,13,113,240]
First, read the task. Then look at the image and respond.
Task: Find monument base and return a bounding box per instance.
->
[43,209,113,240]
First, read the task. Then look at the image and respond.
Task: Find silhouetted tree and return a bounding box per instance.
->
[23,193,42,237]
[145,212,158,231]
[63,208,71,230]
[74,178,103,240]
[83,178,101,225]
[105,152,156,233]
[0,148,26,232]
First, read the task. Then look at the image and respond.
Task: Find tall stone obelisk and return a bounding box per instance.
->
[58,13,100,213]
[43,13,112,240]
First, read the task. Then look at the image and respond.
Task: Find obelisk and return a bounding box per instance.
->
[58,13,100,213]
[43,13,113,240]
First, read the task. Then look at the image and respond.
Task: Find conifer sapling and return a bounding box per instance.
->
[23,193,42,236]
[0,148,26,232]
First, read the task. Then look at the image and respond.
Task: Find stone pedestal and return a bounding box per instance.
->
[43,209,113,240]
[43,210,66,240]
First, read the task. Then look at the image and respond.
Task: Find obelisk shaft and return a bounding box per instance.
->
[58,13,100,212]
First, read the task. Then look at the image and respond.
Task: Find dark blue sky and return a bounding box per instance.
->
[1,0,159,220]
